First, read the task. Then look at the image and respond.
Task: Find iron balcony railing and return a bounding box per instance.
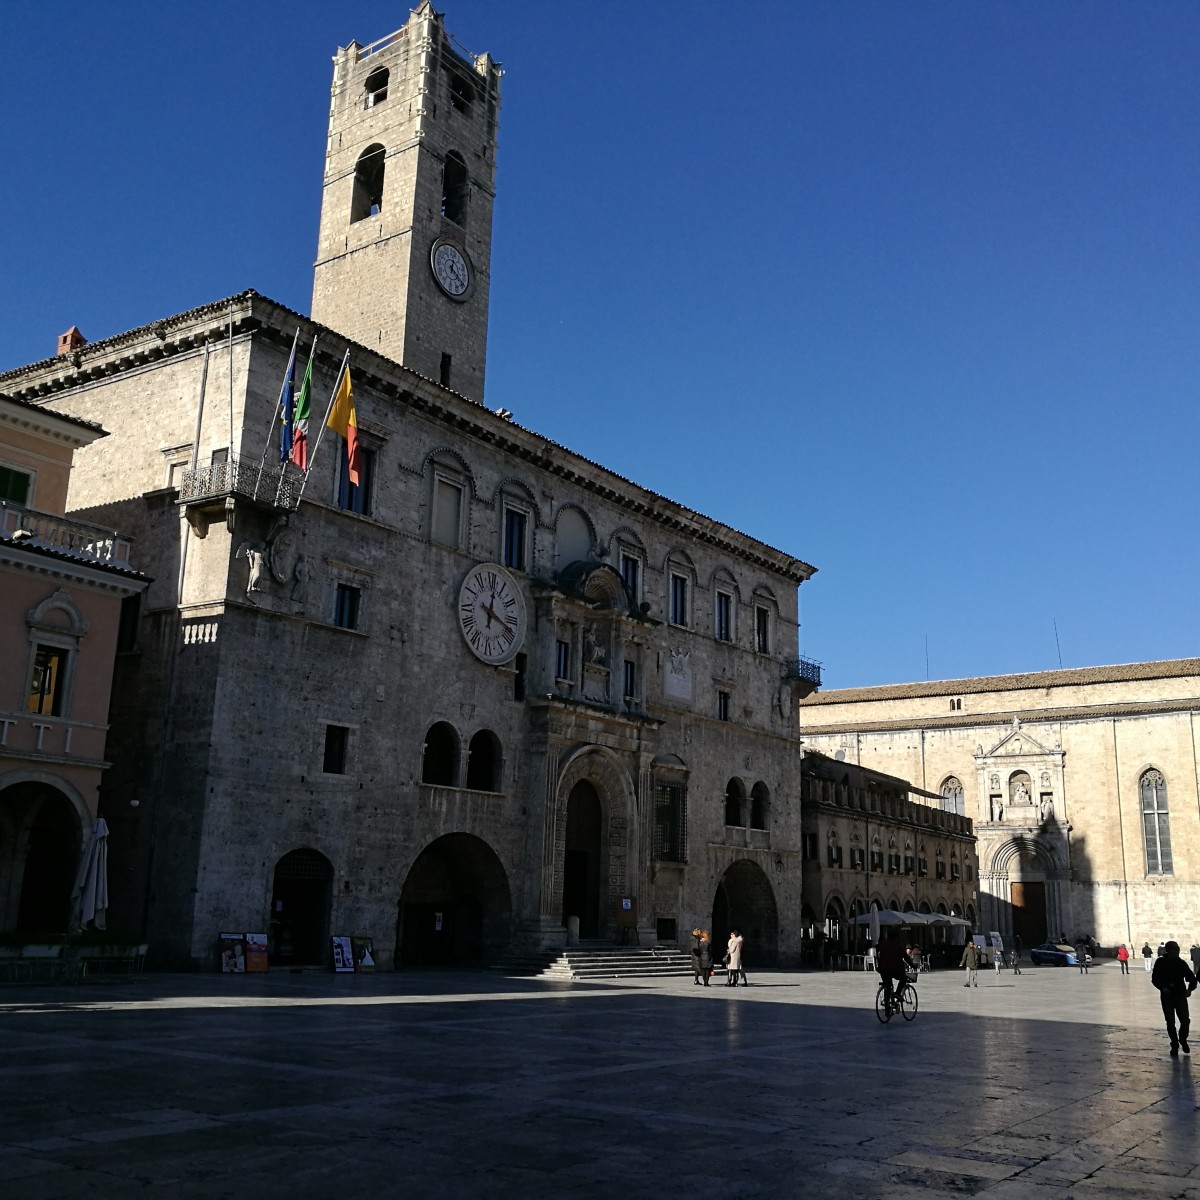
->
[783,656,823,687]
[178,453,302,512]
[1,501,133,566]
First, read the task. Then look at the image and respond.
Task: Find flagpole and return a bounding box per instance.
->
[253,327,300,502]
[294,348,350,506]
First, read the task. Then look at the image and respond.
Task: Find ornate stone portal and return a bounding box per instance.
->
[974,719,1071,944]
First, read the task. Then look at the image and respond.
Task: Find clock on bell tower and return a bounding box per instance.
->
[310,2,501,403]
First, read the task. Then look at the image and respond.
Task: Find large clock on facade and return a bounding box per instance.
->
[431,238,474,301]
[458,563,526,665]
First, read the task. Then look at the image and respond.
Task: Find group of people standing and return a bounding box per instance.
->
[690,929,748,987]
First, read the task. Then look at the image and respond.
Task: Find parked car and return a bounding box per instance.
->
[1030,942,1078,967]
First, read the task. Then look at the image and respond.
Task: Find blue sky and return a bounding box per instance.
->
[2,2,1197,687]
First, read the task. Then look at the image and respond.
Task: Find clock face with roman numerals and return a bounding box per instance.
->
[457,563,526,666]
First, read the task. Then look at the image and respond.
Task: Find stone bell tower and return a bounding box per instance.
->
[311,2,501,403]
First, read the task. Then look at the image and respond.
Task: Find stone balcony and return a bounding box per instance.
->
[178,452,302,512]
[1,501,133,566]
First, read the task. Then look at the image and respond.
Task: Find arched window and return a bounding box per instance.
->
[364,67,389,108]
[351,144,386,223]
[442,151,469,224]
[1140,769,1173,875]
[941,776,964,816]
[724,778,745,828]
[749,782,769,830]
[826,829,842,868]
[466,730,502,792]
[421,722,459,786]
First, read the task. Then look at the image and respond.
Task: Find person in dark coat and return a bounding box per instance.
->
[690,929,712,986]
[1150,940,1198,1056]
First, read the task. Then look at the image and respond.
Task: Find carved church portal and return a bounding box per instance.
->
[397,833,512,966]
[269,849,332,967]
[712,860,779,967]
[563,781,602,938]
[0,782,82,934]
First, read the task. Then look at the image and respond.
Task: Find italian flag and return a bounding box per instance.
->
[326,365,360,486]
[290,347,314,471]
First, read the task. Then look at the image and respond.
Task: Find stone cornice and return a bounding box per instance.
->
[1,543,149,593]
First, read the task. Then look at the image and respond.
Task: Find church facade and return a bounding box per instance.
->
[0,6,820,969]
[800,661,1200,951]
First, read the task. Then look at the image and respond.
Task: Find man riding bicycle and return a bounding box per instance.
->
[876,929,916,1012]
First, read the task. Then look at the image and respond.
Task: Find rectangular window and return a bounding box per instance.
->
[323,725,349,774]
[334,583,361,630]
[168,460,189,489]
[439,352,452,387]
[117,594,141,653]
[871,849,885,872]
[555,639,571,680]
[623,659,637,699]
[903,853,915,875]
[503,507,527,571]
[669,573,688,626]
[620,553,640,603]
[802,832,818,861]
[337,444,375,516]
[0,465,32,506]
[950,860,961,881]
[851,847,865,870]
[717,690,731,722]
[715,591,733,642]
[827,844,842,868]
[433,478,463,547]
[653,781,687,864]
[755,605,771,654]
[918,856,928,877]
[936,860,946,880]
[28,645,67,716]
[888,852,901,874]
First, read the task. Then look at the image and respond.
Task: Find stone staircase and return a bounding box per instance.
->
[490,942,693,982]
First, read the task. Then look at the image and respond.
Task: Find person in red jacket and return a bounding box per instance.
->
[1116,943,1130,975]
[876,929,916,1013]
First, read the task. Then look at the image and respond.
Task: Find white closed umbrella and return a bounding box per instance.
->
[70,817,109,932]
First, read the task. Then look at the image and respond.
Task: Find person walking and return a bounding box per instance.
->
[1116,944,1130,975]
[992,945,1003,976]
[1150,941,1197,1056]
[1142,942,1154,975]
[690,929,712,986]
[1190,943,1200,979]
[1076,942,1090,974]
[1009,946,1022,975]
[1013,933,1022,963]
[960,940,981,987]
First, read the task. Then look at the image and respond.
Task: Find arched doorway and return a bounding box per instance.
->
[397,833,512,966]
[823,896,845,967]
[269,848,332,966]
[563,781,602,938]
[712,859,779,967]
[0,782,82,934]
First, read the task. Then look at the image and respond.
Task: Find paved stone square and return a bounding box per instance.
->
[1,961,1197,1198]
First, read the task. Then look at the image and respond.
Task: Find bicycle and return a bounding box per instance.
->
[875,968,919,1023]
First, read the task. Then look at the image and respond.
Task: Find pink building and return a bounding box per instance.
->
[0,392,146,934]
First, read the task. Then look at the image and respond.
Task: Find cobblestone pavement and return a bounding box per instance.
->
[1,961,1196,1198]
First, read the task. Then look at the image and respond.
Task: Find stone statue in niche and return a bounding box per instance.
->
[1040,795,1054,822]
[1040,771,1051,789]
[236,542,269,595]
[990,774,1000,791]
[1015,783,1030,806]
[583,624,608,667]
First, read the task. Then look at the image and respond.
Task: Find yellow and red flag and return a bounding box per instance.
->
[326,365,360,486]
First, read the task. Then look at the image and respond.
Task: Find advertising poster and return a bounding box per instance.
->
[352,936,376,973]
[244,932,269,973]
[219,933,245,973]
[331,935,355,973]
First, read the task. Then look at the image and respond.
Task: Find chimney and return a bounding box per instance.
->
[57,326,87,356]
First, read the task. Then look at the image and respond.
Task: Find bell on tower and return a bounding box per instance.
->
[311,3,502,404]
